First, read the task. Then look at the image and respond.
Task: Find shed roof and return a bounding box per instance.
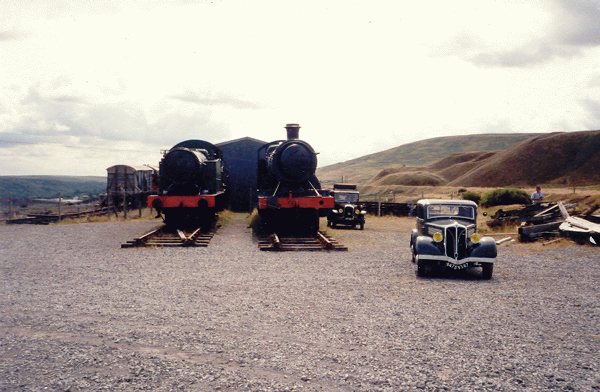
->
[216,136,267,147]
[106,165,154,173]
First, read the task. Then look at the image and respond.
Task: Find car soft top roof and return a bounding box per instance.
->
[417,199,478,207]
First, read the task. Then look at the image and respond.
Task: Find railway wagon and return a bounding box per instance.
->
[148,139,227,227]
[104,164,156,209]
[256,124,334,233]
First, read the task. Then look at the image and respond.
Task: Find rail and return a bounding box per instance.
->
[258,231,347,251]
[122,224,220,248]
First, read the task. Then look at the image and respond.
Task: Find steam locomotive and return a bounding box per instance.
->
[256,124,334,233]
[147,139,227,227]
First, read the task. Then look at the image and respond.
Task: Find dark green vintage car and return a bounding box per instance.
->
[327,184,366,230]
[410,199,497,279]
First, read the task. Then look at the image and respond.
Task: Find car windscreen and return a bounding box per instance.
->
[427,204,474,220]
[334,192,359,203]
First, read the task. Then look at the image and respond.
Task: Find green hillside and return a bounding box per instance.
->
[317,133,540,184]
[0,176,106,199]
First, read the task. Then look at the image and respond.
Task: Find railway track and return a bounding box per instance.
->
[122,224,220,248]
[258,231,348,251]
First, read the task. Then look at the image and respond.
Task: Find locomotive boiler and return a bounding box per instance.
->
[148,139,227,227]
[256,124,334,233]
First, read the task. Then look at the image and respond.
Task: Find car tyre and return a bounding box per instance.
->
[481,262,493,280]
[359,222,364,230]
[417,259,432,277]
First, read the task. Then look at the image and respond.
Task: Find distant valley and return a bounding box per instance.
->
[0,176,105,199]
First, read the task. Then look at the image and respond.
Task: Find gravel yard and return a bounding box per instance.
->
[1,214,599,391]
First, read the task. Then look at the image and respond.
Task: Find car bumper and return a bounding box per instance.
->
[330,217,362,223]
[415,254,496,269]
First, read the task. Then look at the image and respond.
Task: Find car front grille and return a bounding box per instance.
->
[445,225,468,260]
[344,205,354,218]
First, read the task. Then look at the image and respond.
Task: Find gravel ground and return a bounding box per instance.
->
[1,214,599,392]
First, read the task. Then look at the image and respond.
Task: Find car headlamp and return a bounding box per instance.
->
[433,232,444,242]
[338,208,343,214]
[470,233,480,244]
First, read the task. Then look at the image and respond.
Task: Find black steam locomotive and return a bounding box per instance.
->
[256,124,333,233]
[148,139,227,227]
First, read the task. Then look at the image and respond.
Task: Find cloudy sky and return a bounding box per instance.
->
[1,0,600,176]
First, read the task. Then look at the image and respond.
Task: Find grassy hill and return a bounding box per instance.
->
[448,131,600,187]
[363,130,600,188]
[317,133,538,184]
[316,130,600,202]
[0,176,106,199]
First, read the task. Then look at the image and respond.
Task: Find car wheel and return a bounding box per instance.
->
[331,222,336,228]
[481,263,493,280]
[359,222,364,230]
[417,259,432,277]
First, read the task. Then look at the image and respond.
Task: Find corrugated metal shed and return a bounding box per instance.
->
[217,137,266,212]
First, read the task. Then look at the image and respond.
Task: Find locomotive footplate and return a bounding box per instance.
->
[257,195,334,210]
[258,231,348,251]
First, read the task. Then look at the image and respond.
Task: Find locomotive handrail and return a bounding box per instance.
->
[307,180,321,197]
[271,182,281,197]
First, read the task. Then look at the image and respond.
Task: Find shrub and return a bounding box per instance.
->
[481,188,531,207]
[457,188,467,193]
[461,191,481,205]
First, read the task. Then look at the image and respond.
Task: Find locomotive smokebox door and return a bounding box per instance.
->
[277,142,318,183]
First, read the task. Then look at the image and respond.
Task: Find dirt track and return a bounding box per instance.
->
[1,214,599,391]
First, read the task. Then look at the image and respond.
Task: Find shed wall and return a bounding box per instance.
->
[217,138,266,212]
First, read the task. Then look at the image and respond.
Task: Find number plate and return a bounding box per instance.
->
[447,263,468,270]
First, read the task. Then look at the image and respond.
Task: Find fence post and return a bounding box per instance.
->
[122,188,127,219]
[58,192,62,222]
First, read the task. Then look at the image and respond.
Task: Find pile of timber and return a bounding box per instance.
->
[487,202,577,228]
[518,202,600,245]
[556,203,600,245]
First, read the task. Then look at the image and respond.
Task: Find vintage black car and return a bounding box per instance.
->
[410,199,496,279]
[327,184,366,230]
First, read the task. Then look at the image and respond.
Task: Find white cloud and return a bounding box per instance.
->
[1,0,599,175]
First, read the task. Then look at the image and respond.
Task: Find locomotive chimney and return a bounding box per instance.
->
[285,123,301,140]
